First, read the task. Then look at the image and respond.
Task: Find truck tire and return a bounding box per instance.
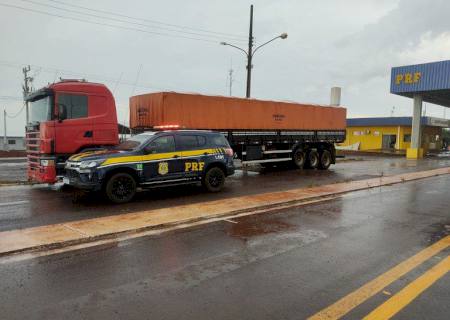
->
[292,149,306,169]
[202,167,225,192]
[105,172,137,204]
[319,150,332,170]
[306,150,320,169]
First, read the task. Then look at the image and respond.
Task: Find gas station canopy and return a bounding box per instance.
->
[390,60,450,159]
[391,60,450,108]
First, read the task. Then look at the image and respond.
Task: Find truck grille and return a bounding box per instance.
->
[26,128,41,172]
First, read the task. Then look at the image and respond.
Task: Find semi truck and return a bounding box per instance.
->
[25,80,346,184]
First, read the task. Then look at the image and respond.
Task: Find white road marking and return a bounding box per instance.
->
[223,219,238,224]
[0,200,29,207]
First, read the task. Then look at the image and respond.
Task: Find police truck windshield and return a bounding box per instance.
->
[29,96,52,124]
[114,133,154,151]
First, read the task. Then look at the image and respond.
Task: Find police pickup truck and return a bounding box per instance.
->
[64,130,235,203]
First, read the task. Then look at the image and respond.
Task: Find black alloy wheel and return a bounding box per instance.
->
[105,172,137,203]
[203,167,225,192]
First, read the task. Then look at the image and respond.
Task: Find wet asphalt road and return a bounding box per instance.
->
[0,156,450,232]
[0,174,449,320]
[0,158,27,183]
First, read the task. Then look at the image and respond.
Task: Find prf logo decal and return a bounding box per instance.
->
[395,72,421,85]
[158,162,169,175]
[185,162,205,172]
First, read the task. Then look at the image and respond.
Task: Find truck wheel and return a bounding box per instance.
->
[202,167,225,192]
[293,149,306,169]
[319,150,332,170]
[105,172,137,203]
[306,150,320,169]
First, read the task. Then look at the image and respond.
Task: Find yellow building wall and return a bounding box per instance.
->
[341,125,444,151]
[342,126,402,150]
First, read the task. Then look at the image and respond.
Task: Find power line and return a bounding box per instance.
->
[0,96,23,101]
[19,0,246,42]
[0,60,181,94]
[5,103,26,119]
[45,0,247,39]
[0,2,225,44]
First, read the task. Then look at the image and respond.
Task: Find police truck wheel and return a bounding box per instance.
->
[319,150,332,170]
[293,149,305,169]
[105,173,136,204]
[203,167,225,192]
[306,150,320,169]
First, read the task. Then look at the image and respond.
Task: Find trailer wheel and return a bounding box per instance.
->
[319,150,332,170]
[306,150,320,169]
[293,149,306,169]
[202,167,225,192]
[105,172,137,204]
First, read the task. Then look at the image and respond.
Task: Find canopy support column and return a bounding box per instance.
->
[407,94,424,159]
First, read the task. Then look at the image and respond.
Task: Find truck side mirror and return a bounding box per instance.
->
[58,103,67,122]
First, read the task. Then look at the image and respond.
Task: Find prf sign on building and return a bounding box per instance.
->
[391,60,450,158]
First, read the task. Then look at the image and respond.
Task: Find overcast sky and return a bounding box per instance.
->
[1,0,450,135]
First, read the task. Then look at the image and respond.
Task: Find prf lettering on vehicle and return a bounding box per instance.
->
[185,162,205,172]
[395,72,421,85]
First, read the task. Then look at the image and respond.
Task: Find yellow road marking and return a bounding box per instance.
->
[308,236,450,320]
[363,255,450,320]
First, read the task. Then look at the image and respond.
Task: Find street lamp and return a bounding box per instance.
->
[220,5,287,98]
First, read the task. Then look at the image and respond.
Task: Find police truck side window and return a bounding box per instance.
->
[210,135,230,147]
[57,94,88,119]
[178,135,202,150]
[197,136,206,147]
[147,136,175,153]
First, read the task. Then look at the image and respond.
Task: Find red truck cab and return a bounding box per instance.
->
[26,80,119,183]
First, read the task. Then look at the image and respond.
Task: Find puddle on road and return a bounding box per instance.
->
[226,217,295,240]
[424,221,450,244]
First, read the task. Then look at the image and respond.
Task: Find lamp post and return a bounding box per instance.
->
[221,5,287,98]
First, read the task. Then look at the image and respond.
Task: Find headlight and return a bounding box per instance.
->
[79,160,104,169]
[40,159,55,167]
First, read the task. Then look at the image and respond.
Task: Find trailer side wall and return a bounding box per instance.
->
[130,92,346,131]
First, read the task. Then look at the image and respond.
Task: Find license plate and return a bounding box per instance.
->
[63,177,70,185]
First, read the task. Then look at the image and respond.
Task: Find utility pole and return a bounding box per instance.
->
[3,109,7,151]
[246,4,254,98]
[228,67,234,96]
[22,65,33,125]
[220,5,287,98]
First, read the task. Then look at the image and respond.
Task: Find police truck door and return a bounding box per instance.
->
[142,135,184,183]
[177,134,207,179]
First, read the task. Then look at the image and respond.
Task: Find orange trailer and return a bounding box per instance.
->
[130,92,346,170]
[130,92,346,131]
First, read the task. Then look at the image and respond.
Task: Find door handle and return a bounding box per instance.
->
[84,131,93,138]
[173,155,179,158]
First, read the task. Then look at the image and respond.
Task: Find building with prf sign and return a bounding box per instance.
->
[390,60,450,158]
[340,117,449,153]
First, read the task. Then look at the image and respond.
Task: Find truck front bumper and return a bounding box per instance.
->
[28,165,57,184]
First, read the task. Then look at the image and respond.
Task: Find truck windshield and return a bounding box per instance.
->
[114,133,154,151]
[29,96,52,123]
